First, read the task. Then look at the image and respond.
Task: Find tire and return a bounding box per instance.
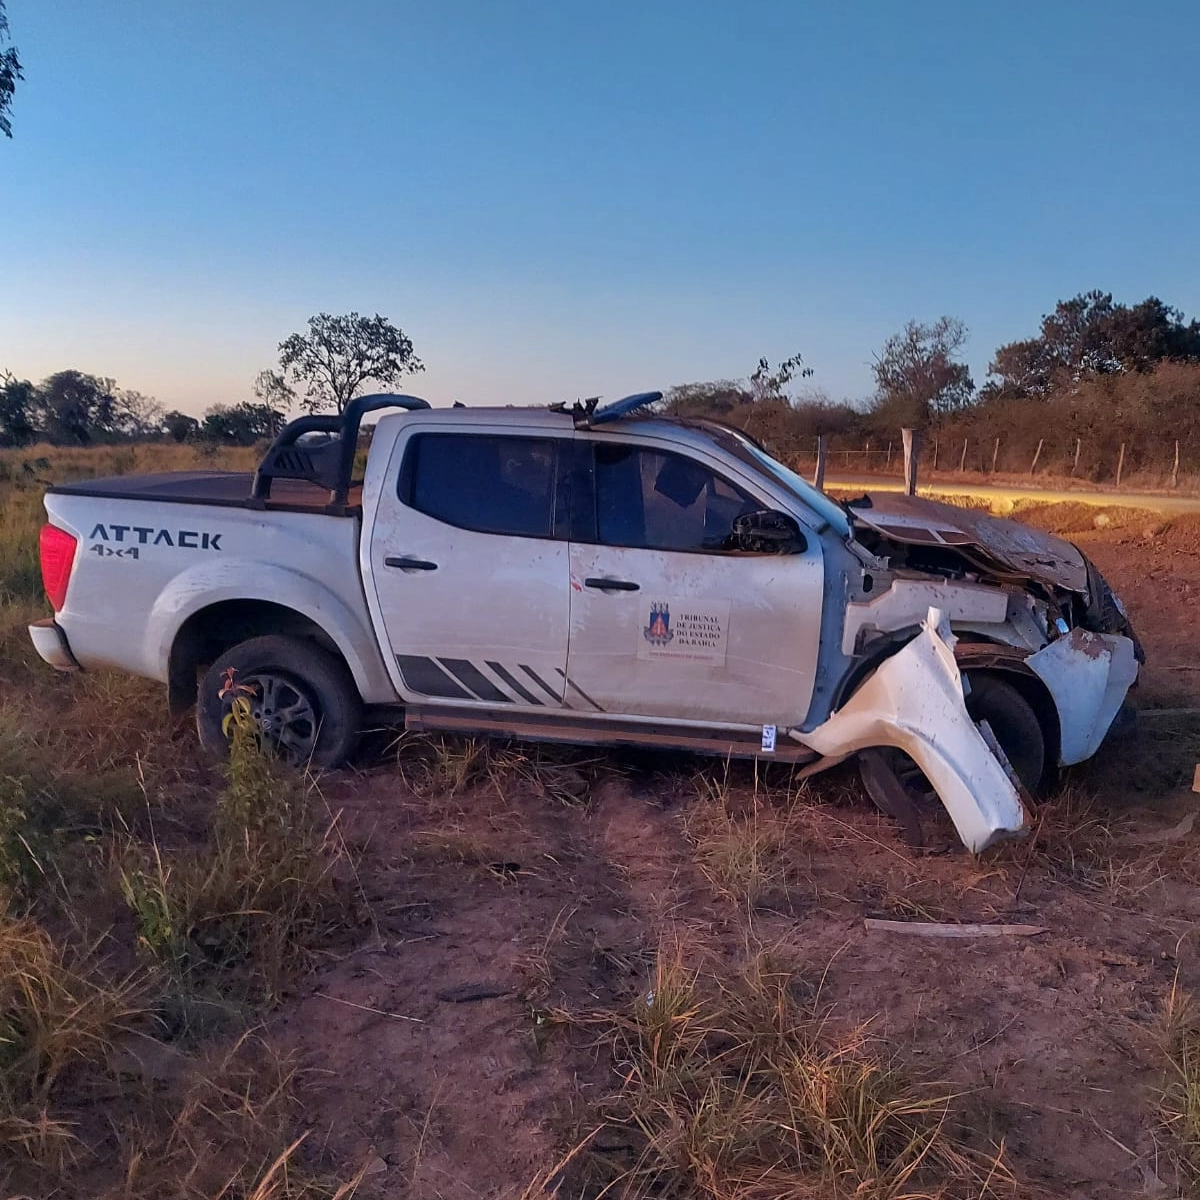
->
[963,675,1046,794]
[196,635,362,768]
[858,672,1047,835]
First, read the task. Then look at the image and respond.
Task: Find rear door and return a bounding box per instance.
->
[564,436,826,726]
[364,422,572,708]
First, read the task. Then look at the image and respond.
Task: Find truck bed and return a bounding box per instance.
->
[50,471,363,514]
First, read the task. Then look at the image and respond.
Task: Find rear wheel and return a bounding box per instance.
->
[858,673,1046,842]
[196,635,361,768]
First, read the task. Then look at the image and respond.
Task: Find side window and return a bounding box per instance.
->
[399,433,561,538]
[591,443,761,552]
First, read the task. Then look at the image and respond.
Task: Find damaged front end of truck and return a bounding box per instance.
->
[796,493,1143,854]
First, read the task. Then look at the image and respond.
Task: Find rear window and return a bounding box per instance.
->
[398,433,561,538]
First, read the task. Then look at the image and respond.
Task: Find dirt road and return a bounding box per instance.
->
[825,473,1200,514]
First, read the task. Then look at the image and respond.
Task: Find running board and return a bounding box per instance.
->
[404,706,818,763]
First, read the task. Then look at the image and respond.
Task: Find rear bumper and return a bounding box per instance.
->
[28,618,81,672]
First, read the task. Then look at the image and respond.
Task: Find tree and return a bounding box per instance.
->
[984,291,1200,399]
[27,371,164,444]
[749,352,813,402]
[662,379,751,418]
[253,368,296,412]
[162,410,200,442]
[0,1,21,139]
[112,389,163,439]
[0,371,35,446]
[274,312,423,416]
[870,317,974,428]
[664,352,813,418]
[200,401,285,445]
[33,371,121,445]
[661,353,836,457]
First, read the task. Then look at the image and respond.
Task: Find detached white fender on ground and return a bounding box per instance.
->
[796,607,1029,854]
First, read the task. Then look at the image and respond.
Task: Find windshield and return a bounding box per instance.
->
[711,427,851,536]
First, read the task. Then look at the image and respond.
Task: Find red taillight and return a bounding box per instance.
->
[39,525,78,611]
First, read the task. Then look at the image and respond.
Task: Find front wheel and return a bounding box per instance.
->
[197,635,362,768]
[858,673,1047,842]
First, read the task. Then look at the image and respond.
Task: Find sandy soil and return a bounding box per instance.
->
[267,506,1200,1199]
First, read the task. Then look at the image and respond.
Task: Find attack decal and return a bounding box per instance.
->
[88,523,222,550]
[637,599,730,666]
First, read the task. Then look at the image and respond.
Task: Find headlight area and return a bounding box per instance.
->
[1082,557,1145,664]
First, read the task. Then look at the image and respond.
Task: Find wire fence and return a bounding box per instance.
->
[788,434,1198,492]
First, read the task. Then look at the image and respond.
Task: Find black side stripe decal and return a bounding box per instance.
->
[438,658,513,703]
[486,661,544,706]
[557,669,605,712]
[395,655,473,700]
[520,664,565,704]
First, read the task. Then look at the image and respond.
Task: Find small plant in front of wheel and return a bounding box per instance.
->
[218,667,291,837]
[118,670,359,1010]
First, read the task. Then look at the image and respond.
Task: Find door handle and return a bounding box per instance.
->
[584,577,639,592]
[385,555,438,572]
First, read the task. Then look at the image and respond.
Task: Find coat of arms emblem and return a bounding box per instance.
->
[643,602,673,646]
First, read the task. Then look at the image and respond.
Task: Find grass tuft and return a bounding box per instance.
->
[0,906,148,1164]
[1158,978,1200,1182]
[562,940,1010,1199]
[682,770,808,908]
[119,700,359,1014]
[102,1033,365,1200]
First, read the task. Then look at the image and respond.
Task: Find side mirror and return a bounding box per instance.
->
[731,509,806,553]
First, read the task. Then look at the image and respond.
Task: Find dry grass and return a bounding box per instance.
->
[561,939,1011,1199]
[119,714,360,1016]
[1159,979,1200,1185]
[682,768,812,908]
[0,443,373,1191]
[398,732,606,810]
[0,906,148,1166]
[93,1034,364,1200]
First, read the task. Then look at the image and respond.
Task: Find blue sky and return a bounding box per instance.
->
[2,1,1198,417]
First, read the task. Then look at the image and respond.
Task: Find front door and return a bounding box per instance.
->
[364,424,572,708]
[565,437,826,727]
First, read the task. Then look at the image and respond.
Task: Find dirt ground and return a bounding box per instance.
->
[251,505,1200,1198]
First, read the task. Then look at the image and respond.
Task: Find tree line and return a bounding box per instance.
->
[665,291,1200,482]
[0,369,287,449]
[5,293,1199,481]
[0,311,424,449]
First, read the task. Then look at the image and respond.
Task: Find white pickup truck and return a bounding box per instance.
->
[30,392,1141,852]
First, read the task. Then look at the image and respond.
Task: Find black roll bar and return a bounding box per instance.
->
[250,393,431,507]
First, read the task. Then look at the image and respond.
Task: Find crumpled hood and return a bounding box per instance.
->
[848,493,1089,593]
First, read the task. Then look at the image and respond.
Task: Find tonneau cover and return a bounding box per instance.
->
[50,471,359,512]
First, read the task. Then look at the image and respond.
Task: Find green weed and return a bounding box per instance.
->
[119,684,357,1010]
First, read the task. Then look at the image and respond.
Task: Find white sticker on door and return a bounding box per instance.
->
[637,599,731,665]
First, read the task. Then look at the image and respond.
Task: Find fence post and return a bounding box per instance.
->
[886,441,893,470]
[812,435,827,490]
[991,437,1000,473]
[1116,442,1126,488]
[1030,438,1044,475]
[932,439,939,470]
[959,438,968,472]
[1172,440,1180,489]
[1072,437,1081,477]
[901,428,921,496]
